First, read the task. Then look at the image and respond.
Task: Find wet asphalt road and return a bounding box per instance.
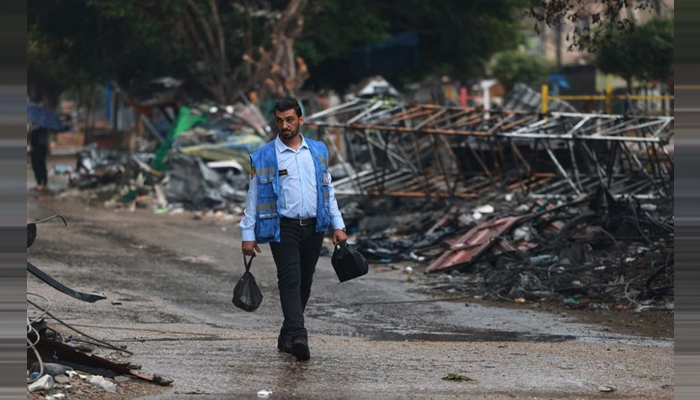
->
[27,194,673,399]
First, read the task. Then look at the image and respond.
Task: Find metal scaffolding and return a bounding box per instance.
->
[306,100,673,199]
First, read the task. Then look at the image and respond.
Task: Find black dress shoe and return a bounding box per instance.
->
[277,334,292,354]
[291,336,310,361]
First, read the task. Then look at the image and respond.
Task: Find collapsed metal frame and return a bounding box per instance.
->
[306,100,673,199]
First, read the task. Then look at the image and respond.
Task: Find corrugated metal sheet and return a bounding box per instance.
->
[425,216,522,273]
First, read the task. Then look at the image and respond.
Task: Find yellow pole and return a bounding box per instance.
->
[605,85,613,114]
[541,85,549,116]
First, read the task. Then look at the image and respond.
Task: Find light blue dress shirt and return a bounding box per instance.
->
[239,136,345,242]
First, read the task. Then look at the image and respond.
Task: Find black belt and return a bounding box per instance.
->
[281,217,316,227]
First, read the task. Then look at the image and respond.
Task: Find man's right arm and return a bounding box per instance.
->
[239,175,260,255]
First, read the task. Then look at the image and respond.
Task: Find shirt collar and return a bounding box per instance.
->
[275,134,309,153]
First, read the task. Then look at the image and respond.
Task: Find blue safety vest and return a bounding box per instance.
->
[250,138,331,243]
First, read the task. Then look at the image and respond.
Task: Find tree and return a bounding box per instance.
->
[28,0,312,104]
[491,51,551,91]
[595,17,673,91]
[296,0,390,91]
[529,0,657,52]
[27,0,190,101]
[635,18,673,83]
[28,0,536,102]
[28,34,74,107]
[162,0,310,103]
[301,0,532,91]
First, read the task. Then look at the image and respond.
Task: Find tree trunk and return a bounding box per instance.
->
[168,0,310,104]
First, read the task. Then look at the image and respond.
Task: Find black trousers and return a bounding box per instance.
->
[31,145,48,186]
[269,218,324,339]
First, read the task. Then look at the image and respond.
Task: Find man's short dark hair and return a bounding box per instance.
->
[274,95,302,117]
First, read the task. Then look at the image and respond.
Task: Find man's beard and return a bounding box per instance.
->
[279,127,300,141]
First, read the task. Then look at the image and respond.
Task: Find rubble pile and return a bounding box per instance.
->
[58,103,269,215]
[27,217,172,398]
[342,186,673,309]
[308,99,673,310]
[47,97,673,310]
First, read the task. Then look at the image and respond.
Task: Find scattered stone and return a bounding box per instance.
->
[153,375,174,386]
[598,384,617,392]
[87,375,117,393]
[75,344,94,353]
[28,375,55,392]
[441,373,477,382]
[120,362,142,370]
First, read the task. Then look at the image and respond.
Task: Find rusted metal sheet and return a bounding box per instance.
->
[31,337,171,385]
[425,216,522,273]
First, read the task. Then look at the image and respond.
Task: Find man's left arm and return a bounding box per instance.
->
[326,170,348,244]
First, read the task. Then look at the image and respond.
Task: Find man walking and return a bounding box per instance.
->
[240,96,347,361]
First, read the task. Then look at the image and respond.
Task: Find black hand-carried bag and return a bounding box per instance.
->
[232,255,263,312]
[331,243,369,282]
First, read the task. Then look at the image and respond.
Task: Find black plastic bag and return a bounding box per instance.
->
[232,256,263,312]
[331,243,369,283]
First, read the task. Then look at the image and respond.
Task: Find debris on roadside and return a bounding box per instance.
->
[52,102,271,221]
[28,216,173,399]
[302,99,673,312]
[40,96,674,315]
[442,373,478,382]
[598,384,617,392]
[338,185,673,312]
[306,99,673,201]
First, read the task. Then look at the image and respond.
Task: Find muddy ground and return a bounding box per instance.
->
[27,164,673,400]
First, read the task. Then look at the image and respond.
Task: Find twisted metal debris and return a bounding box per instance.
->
[306,100,673,199]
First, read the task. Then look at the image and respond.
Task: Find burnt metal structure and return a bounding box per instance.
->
[306,100,673,199]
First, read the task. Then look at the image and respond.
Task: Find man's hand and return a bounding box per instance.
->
[333,229,348,245]
[242,241,261,257]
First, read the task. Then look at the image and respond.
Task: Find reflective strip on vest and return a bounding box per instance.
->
[257,167,276,176]
[259,211,278,219]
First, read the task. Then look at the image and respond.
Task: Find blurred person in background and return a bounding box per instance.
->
[28,122,49,191]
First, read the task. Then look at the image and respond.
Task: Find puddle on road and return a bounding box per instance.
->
[311,305,576,343]
[363,328,575,343]
[310,303,671,346]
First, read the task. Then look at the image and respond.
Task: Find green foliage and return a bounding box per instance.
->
[28,0,191,96]
[302,0,531,91]
[529,0,656,52]
[595,18,673,87]
[491,51,551,91]
[298,0,390,66]
[28,0,535,99]
[396,0,530,79]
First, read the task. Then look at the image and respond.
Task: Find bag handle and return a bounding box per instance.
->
[243,255,254,272]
